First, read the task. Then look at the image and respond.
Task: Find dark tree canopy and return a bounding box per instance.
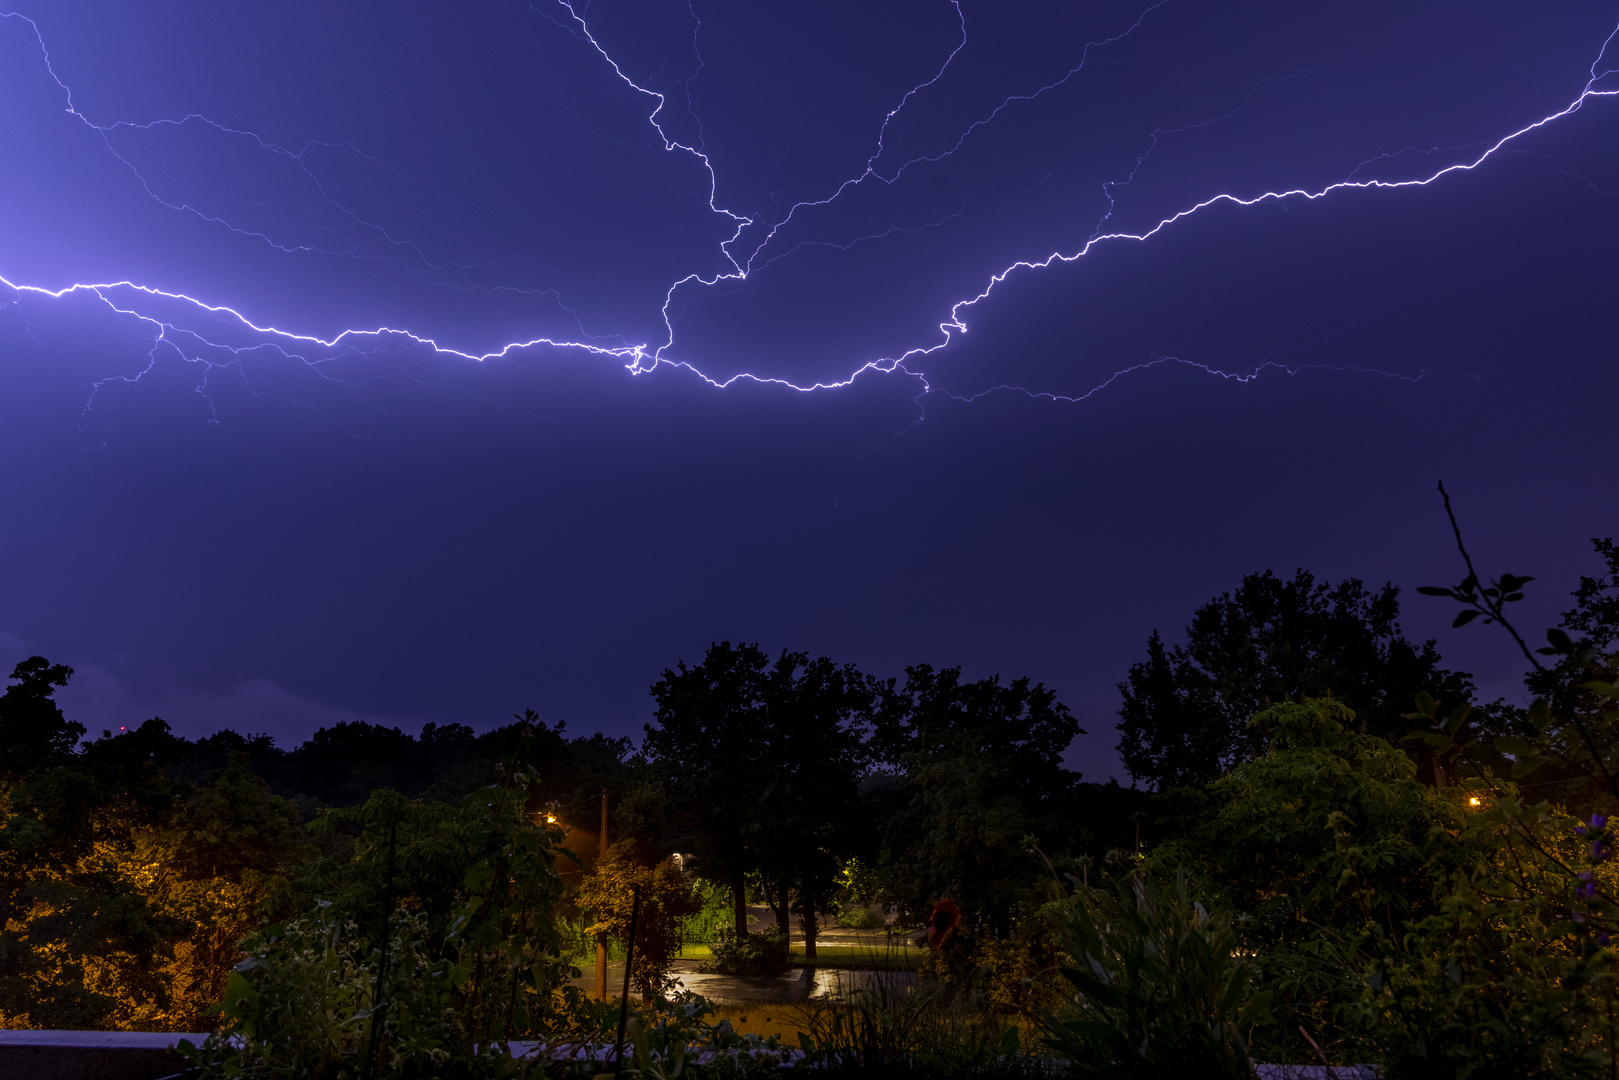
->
[1507,537,1619,813]
[874,665,1084,935]
[643,641,875,939]
[0,656,82,766]
[642,641,780,935]
[755,652,872,956]
[1,715,200,1028]
[1116,569,1473,791]
[1559,538,1619,653]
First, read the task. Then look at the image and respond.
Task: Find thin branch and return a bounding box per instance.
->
[1437,481,1619,805]
[1438,481,1543,672]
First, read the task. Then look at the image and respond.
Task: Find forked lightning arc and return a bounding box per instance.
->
[0,3,1615,417]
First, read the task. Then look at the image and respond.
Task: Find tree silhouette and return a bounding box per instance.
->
[0,656,81,766]
[1116,569,1472,790]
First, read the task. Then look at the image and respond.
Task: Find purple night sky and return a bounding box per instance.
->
[0,0,1614,780]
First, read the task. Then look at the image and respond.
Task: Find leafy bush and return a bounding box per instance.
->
[616,994,793,1078]
[1040,866,1271,1079]
[677,877,735,946]
[707,926,789,976]
[835,857,883,910]
[0,705,311,1032]
[1355,520,1619,1076]
[1343,798,1619,1078]
[577,843,699,1002]
[183,906,534,1079]
[1144,697,1475,1064]
[796,978,1048,1079]
[975,915,1067,1023]
[835,905,888,930]
[181,772,587,1079]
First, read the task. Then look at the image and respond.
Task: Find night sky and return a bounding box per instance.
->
[0,1,1614,781]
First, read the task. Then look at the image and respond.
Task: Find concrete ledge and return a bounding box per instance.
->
[0,1029,1383,1079]
[0,1030,205,1080]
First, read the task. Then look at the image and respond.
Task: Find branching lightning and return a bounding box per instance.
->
[0,4,1615,426]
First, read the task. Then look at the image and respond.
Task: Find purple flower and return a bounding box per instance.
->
[1600,933,1612,947]
[1594,840,1614,863]
[1577,824,1589,838]
[1593,815,1609,829]
[1577,873,1597,899]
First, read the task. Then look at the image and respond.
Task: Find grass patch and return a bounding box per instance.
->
[791,944,925,970]
[676,941,922,969]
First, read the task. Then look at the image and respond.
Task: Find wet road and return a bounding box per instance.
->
[571,960,917,1005]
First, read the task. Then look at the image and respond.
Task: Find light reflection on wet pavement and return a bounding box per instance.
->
[573,962,917,1004]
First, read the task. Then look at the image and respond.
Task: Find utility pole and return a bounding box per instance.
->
[595,787,608,1001]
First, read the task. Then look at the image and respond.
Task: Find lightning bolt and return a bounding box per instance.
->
[0,4,1614,428]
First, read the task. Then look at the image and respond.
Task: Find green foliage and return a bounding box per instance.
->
[835,857,882,910]
[677,878,736,945]
[576,842,699,1001]
[1323,775,1619,1076]
[1356,867,1616,1079]
[645,642,875,941]
[614,995,792,1079]
[1145,697,1478,1063]
[707,926,789,977]
[873,664,1082,935]
[1412,540,1619,816]
[761,653,872,954]
[1561,538,1619,652]
[1151,698,1469,946]
[184,907,536,1080]
[1378,514,1619,1074]
[795,979,1040,1079]
[140,752,313,1029]
[1117,569,1473,790]
[975,913,1066,1022]
[0,693,306,1031]
[1040,867,1271,1079]
[183,768,585,1078]
[835,906,888,931]
[643,642,788,935]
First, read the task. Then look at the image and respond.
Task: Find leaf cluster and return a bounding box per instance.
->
[576,841,699,999]
[1117,570,1471,791]
[1040,867,1271,1079]
[184,756,587,1078]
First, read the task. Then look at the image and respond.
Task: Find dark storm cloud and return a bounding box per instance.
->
[0,1,1614,777]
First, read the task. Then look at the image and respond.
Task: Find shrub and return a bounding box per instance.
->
[708,926,790,976]
[836,905,889,930]
[619,994,792,1077]
[577,844,699,1002]
[976,916,1067,1023]
[1040,866,1271,1079]
[796,978,1047,1079]
[180,773,585,1079]
[677,877,735,946]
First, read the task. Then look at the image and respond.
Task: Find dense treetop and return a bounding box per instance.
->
[1116,569,1473,791]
